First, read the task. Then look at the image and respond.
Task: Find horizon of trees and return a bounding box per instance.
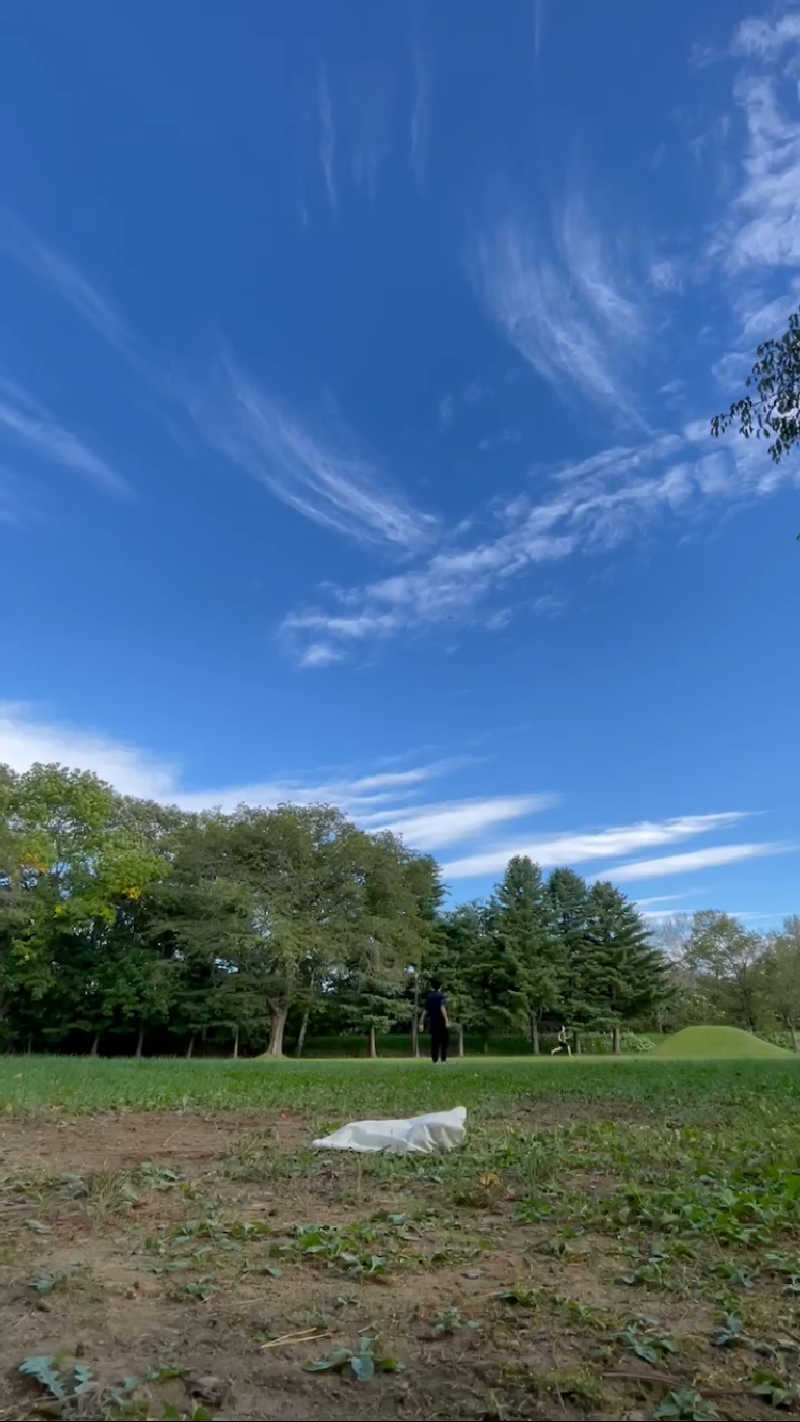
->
[1,761,796,1057]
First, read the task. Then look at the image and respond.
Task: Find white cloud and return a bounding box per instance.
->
[364,793,557,850]
[438,393,455,430]
[281,524,575,660]
[650,259,682,292]
[607,842,789,883]
[0,702,176,800]
[737,278,800,341]
[711,351,751,389]
[470,192,646,414]
[184,356,436,550]
[299,643,344,668]
[284,407,800,664]
[640,907,700,921]
[485,606,512,631]
[410,36,432,189]
[0,208,133,355]
[635,893,693,907]
[732,13,800,60]
[440,812,751,880]
[0,701,477,825]
[713,54,800,272]
[0,379,129,496]
[317,62,339,217]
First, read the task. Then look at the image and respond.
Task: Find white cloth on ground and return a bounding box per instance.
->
[312,1105,467,1155]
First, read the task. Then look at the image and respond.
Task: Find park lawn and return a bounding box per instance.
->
[654,1026,790,1060]
[1,1057,800,1421]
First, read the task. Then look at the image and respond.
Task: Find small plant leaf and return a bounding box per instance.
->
[19,1355,65,1400]
[73,1362,94,1394]
[350,1352,375,1382]
[306,1347,351,1373]
[655,1388,719,1421]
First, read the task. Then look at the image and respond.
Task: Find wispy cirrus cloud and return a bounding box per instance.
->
[440,812,751,880]
[701,16,800,387]
[299,642,345,669]
[1,703,782,898]
[183,356,437,551]
[360,793,557,851]
[470,191,647,415]
[316,61,339,217]
[282,524,575,658]
[0,208,134,355]
[283,411,800,664]
[312,35,430,213]
[731,12,800,62]
[0,210,436,548]
[0,701,470,821]
[409,33,432,189]
[0,379,130,496]
[606,841,790,883]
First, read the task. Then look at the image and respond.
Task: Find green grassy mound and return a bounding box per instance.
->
[655,1025,790,1059]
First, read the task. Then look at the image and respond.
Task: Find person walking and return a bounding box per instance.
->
[424,978,450,1064]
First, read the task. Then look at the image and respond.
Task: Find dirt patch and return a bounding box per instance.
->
[0,1110,308,1179]
[0,1111,789,1421]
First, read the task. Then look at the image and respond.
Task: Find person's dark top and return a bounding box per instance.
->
[425,990,446,1025]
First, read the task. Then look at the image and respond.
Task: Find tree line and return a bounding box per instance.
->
[654,910,800,1052]
[1,761,794,1057]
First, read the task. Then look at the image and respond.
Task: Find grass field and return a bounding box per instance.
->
[655,1027,790,1060]
[2,1056,800,1421]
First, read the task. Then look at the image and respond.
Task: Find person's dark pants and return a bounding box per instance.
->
[430,1022,449,1063]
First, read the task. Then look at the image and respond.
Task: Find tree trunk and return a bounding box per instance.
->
[89,1033,100,1057]
[531,1017,540,1056]
[483,1036,489,1055]
[295,1011,309,1059]
[368,1024,377,1059]
[790,1021,799,1054]
[411,973,420,1057]
[612,1024,621,1056]
[26,1035,32,1055]
[135,1026,144,1059]
[572,1031,581,1056]
[232,1023,240,1059]
[186,1034,195,1059]
[265,1005,288,1058]
[457,1023,464,1058]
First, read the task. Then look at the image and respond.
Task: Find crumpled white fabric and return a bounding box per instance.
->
[312,1105,467,1155]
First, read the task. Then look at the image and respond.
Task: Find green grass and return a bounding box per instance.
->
[5,1053,800,1421]
[1,1051,799,1118]
[654,1025,790,1060]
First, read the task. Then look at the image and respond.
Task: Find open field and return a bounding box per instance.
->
[2,1057,800,1421]
[655,1028,790,1060]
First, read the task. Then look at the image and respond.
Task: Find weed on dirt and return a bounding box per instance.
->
[1,1056,799,1419]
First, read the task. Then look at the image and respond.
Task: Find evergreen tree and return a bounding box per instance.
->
[584,881,670,1052]
[450,900,524,1052]
[547,867,591,1047]
[433,903,487,1056]
[490,856,562,1052]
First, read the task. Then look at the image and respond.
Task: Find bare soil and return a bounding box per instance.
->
[0,1107,789,1421]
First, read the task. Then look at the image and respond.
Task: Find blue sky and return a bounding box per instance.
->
[2,1,799,922]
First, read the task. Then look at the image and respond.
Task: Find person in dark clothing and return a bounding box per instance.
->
[424,979,449,1063]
